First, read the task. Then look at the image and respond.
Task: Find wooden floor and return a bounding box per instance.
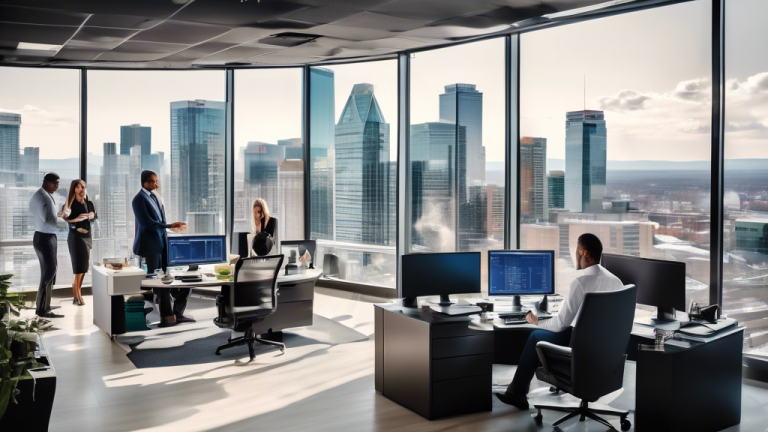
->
[26,288,768,432]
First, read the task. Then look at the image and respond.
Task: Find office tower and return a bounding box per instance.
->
[99,142,132,259]
[410,121,466,251]
[20,147,39,173]
[548,170,565,209]
[279,138,303,160]
[142,151,164,179]
[0,112,21,172]
[309,68,335,240]
[520,136,547,222]
[243,141,282,225]
[565,110,607,213]
[487,185,504,241]
[565,219,654,258]
[520,224,560,260]
[120,124,151,156]
[170,100,226,226]
[439,84,485,187]
[334,83,393,245]
[735,219,768,254]
[279,159,304,240]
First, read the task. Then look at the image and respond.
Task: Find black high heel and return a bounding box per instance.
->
[73,297,79,305]
[77,297,86,306]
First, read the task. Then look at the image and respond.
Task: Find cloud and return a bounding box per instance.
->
[726,121,767,132]
[672,78,710,101]
[23,105,42,112]
[740,72,768,94]
[598,90,650,111]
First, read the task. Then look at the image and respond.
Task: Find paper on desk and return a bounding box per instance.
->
[632,325,655,338]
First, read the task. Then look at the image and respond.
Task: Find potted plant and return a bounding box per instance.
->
[0,274,57,429]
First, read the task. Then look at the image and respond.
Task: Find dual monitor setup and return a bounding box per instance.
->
[402,250,688,323]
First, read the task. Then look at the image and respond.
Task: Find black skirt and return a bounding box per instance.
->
[68,230,92,274]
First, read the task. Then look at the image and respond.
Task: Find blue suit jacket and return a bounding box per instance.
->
[132,190,170,257]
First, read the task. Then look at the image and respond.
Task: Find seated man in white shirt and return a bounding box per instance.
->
[496,233,625,410]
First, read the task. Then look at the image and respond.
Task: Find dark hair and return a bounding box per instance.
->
[43,172,60,183]
[141,170,157,185]
[578,233,603,263]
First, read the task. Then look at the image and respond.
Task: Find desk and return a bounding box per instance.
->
[93,263,321,339]
[376,300,745,430]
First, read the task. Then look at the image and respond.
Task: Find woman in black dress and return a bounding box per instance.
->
[61,179,96,306]
[251,198,278,256]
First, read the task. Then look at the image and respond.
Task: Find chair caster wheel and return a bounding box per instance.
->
[549,386,559,394]
[531,410,543,424]
[215,351,221,356]
[621,418,631,431]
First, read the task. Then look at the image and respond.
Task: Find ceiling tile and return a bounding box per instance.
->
[280,5,359,25]
[85,14,161,30]
[195,46,282,63]
[371,0,495,21]
[330,12,435,32]
[131,20,231,45]
[0,23,79,45]
[98,40,188,61]
[309,24,398,41]
[67,27,138,50]
[54,47,105,61]
[159,41,237,61]
[0,5,88,26]
[0,0,184,19]
[173,0,309,27]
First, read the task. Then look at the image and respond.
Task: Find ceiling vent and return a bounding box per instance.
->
[258,33,319,47]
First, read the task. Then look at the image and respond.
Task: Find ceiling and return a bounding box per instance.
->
[0,0,614,69]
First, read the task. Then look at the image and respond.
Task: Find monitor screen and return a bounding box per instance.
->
[488,250,555,296]
[601,254,686,312]
[168,235,227,267]
[401,252,481,299]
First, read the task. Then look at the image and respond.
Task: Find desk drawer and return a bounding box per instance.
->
[431,374,492,419]
[277,281,314,303]
[432,354,493,381]
[432,334,494,359]
[431,322,485,339]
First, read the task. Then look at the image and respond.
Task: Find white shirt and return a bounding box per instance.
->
[537,264,625,332]
[29,188,59,234]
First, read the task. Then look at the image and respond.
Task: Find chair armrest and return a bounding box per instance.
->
[536,341,572,375]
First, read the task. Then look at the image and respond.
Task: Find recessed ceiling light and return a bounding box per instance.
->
[16,42,62,52]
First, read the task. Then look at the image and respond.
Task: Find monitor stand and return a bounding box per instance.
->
[509,295,524,312]
[436,294,454,307]
[636,307,679,327]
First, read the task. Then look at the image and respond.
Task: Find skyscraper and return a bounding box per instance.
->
[309,68,335,240]
[20,147,39,173]
[334,83,392,245]
[243,141,282,222]
[120,124,151,156]
[170,100,226,227]
[278,159,304,240]
[0,112,21,172]
[565,110,607,213]
[439,84,484,187]
[520,136,547,222]
[548,170,565,209]
[99,142,132,259]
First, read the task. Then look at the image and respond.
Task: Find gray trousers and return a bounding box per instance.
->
[33,231,58,315]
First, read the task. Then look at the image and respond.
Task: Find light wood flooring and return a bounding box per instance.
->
[23,288,768,431]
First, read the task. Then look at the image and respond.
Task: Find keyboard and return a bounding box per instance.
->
[504,316,527,325]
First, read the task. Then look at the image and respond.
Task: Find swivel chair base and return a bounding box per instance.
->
[532,399,630,431]
[215,327,285,361]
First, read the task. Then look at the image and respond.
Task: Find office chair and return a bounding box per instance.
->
[532,284,636,431]
[214,255,285,361]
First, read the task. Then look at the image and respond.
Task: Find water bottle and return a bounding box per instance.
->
[141,257,147,273]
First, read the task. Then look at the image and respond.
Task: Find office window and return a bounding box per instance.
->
[409,38,506,291]
[87,71,226,273]
[520,0,712,301]
[234,69,303,242]
[724,0,768,354]
[309,61,398,288]
[0,67,80,290]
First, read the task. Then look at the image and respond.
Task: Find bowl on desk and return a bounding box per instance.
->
[214,264,235,281]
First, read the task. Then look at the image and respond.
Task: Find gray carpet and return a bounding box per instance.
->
[122,314,369,368]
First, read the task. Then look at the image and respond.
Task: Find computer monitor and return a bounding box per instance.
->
[488,250,555,306]
[168,235,227,268]
[601,253,686,322]
[401,252,481,307]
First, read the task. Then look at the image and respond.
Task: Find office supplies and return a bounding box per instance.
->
[401,252,481,307]
[488,250,554,311]
[281,240,317,269]
[602,254,686,323]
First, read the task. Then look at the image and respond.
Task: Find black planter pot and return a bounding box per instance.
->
[0,354,57,431]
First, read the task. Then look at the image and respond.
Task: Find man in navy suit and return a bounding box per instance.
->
[132,170,192,328]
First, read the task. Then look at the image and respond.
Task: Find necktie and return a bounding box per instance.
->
[150,193,164,222]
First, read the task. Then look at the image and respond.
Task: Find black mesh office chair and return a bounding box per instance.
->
[532,284,636,431]
[214,255,285,360]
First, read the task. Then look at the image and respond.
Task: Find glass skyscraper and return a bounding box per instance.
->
[548,170,565,210]
[0,112,21,172]
[520,136,547,222]
[120,124,151,156]
[170,100,226,229]
[565,110,607,213]
[334,83,393,246]
[309,68,335,241]
[439,84,485,187]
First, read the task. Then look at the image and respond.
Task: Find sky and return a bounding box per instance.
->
[1,0,766,163]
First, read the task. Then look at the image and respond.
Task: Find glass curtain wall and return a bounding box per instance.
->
[234,68,304,243]
[520,0,712,302]
[0,67,80,290]
[86,71,226,273]
[409,38,506,291]
[724,0,768,355]
[309,61,398,288]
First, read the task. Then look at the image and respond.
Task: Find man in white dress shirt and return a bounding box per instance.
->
[496,233,625,410]
[29,172,64,318]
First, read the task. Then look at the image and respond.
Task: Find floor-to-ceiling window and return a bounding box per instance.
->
[309,60,398,288]
[724,0,768,356]
[234,68,304,243]
[409,38,506,291]
[87,71,226,272]
[0,67,80,291]
[520,0,712,303]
